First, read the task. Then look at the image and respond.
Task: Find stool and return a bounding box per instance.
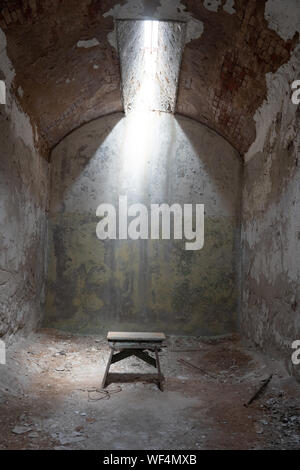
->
[102,331,166,391]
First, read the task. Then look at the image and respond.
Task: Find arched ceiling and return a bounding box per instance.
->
[0,0,297,157]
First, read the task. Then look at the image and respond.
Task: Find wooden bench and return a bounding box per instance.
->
[102,331,166,391]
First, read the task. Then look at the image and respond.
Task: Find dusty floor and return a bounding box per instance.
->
[0,329,299,450]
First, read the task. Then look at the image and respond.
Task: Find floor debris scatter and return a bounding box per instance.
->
[0,329,299,450]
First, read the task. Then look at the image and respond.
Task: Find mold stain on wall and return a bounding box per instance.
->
[45,112,241,335]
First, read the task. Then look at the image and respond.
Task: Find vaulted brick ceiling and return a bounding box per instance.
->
[0,0,297,157]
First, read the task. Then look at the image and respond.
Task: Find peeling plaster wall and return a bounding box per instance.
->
[1,0,294,156]
[241,41,300,376]
[104,0,204,49]
[0,28,49,341]
[265,0,300,41]
[203,1,222,13]
[45,113,241,336]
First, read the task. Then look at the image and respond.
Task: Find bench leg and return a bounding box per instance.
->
[102,347,113,389]
[155,348,163,391]
[134,349,156,368]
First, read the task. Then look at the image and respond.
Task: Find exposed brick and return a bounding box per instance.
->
[2,7,12,24]
[0,0,295,157]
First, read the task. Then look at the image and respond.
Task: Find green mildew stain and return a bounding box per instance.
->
[44,213,239,335]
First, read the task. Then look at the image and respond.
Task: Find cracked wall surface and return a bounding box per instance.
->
[45,113,241,335]
[0,0,299,359]
[0,115,49,340]
[0,0,297,156]
[0,27,49,341]
[241,42,300,377]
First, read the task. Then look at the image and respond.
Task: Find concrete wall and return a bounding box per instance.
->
[0,27,49,341]
[45,112,241,335]
[0,115,49,340]
[241,42,300,374]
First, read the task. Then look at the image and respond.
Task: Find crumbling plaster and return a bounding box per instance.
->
[0,0,299,361]
[265,0,300,41]
[241,38,300,376]
[104,0,204,49]
[0,0,297,156]
[0,26,49,341]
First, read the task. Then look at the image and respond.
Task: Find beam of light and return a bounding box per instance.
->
[120,110,158,191]
[133,20,159,112]
[119,21,160,182]
[144,20,158,52]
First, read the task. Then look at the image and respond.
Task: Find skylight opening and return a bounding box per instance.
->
[117,19,186,114]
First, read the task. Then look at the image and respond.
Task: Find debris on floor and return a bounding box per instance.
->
[0,329,299,450]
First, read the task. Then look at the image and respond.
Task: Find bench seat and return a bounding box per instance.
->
[102,331,166,390]
[107,331,166,342]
